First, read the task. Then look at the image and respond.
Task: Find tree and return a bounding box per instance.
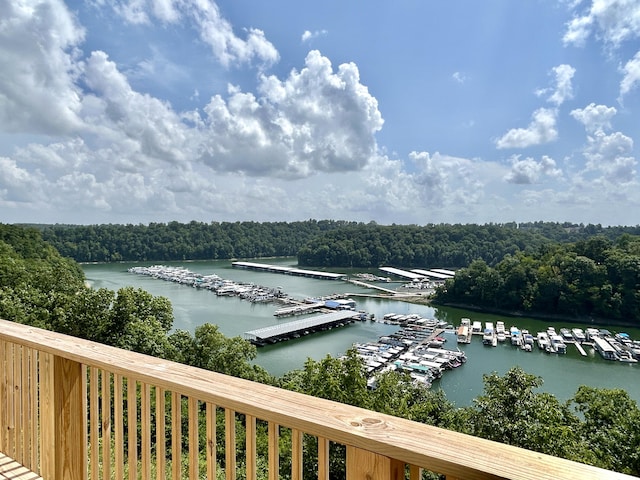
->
[571,386,640,475]
[467,367,587,461]
[174,323,273,383]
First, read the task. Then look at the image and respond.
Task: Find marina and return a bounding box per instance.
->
[85,259,640,406]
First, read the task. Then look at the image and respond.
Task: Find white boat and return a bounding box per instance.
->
[510,326,522,346]
[560,328,573,341]
[496,321,506,342]
[536,332,550,351]
[572,328,586,342]
[550,335,567,354]
[482,322,495,346]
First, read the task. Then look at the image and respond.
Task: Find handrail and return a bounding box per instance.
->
[0,319,634,480]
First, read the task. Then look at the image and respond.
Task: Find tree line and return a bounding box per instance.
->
[36,220,356,263]
[34,220,640,268]
[1,223,639,476]
[432,234,640,326]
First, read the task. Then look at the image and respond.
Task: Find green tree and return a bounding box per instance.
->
[468,367,587,461]
[571,386,640,475]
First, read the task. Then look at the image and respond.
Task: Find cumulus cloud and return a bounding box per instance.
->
[495,108,558,149]
[504,155,563,184]
[0,0,85,134]
[407,151,486,207]
[582,130,636,183]
[563,0,640,48]
[107,0,279,67]
[301,29,328,42]
[197,50,384,178]
[619,50,640,100]
[570,103,617,133]
[82,51,193,167]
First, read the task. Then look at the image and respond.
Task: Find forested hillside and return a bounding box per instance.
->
[36,220,640,266]
[433,235,640,325]
[39,220,356,262]
[297,222,640,268]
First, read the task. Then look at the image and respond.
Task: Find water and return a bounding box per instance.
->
[82,259,640,407]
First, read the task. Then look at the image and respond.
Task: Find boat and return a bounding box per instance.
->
[550,335,567,354]
[456,324,471,344]
[536,332,550,351]
[510,326,522,346]
[496,321,507,342]
[482,322,495,346]
[471,321,482,335]
[572,328,586,342]
[560,328,573,341]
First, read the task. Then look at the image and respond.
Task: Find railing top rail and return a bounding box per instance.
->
[0,319,632,480]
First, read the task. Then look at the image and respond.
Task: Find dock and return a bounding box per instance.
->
[232,261,346,280]
[244,311,360,346]
[346,279,398,294]
[575,342,587,356]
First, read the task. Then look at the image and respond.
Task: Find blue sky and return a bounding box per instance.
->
[1,0,639,226]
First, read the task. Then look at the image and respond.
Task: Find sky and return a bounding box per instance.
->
[1,0,639,226]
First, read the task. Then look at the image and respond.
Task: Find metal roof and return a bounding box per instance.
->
[244,311,357,341]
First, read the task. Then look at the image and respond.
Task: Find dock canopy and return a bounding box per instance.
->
[233,261,346,280]
[244,311,358,345]
[411,269,451,280]
[379,266,424,280]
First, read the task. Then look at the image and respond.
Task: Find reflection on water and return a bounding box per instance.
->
[82,258,640,407]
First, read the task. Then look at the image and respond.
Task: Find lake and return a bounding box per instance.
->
[82,258,640,407]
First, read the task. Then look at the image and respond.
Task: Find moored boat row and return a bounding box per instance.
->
[129,265,287,303]
[457,318,639,363]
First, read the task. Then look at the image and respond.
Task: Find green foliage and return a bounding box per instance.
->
[571,386,640,474]
[433,235,640,324]
[465,367,587,461]
[169,324,273,383]
[39,220,355,263]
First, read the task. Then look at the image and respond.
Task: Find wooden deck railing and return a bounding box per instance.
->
[0,319,634,480]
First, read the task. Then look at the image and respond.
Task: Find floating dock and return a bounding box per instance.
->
[233,261,346,280]
[575,342,587,356]
[244,311,359,346]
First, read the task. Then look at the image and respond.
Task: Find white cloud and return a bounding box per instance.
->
[0,156,44,203]
[619,50,640,100]
[0,0,85,134]
[547,64,576,105]
[495,108,558,149]
[582,130,636,183]
[196,50,384,178]
[570,103,617,132]
[452,72,467,84]
[406,151,488,209]
[504,155,563,184]
[301,29,328,43]
[82,51,193,167]
[563,0,640,48]
[106,0,279,67]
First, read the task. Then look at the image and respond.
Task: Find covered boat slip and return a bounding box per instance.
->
[232,261,346,280]
[244,310,359,345]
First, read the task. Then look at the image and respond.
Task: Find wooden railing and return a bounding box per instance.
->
[0,319,634,480]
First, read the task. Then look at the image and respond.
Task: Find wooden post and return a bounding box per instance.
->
[40,352,84,480]
[346,446,404,480]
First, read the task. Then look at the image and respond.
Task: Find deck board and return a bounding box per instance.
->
[0,454,41,480]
